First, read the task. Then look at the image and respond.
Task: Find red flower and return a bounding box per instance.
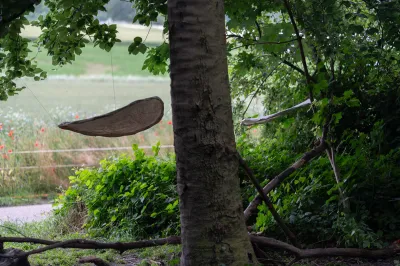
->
[75,114,79,119]
[8,130,13,137]
[0,124,2,130]
[167,121,172,125]
[253,129,257,133]
[8,149,12,153]
[2,154,8,160]
[35,141,40,147]
[40,127,45,132]
[0,145,4,150]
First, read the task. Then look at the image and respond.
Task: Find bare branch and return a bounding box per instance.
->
[0,236,181,258]
[238,153,299,247]
[241,63,282,119]
[244,141,327,221]
[326,145,350,213]
[1,235,399,263]
[270,53,316,83]
[255,20,262,39]
[230,38,297,51]
[226,34,245,39]
[282,0,314,101]
[250,235,400,260]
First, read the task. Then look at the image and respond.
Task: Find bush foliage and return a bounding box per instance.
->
[56,134,400,248]
[55,143,179,239]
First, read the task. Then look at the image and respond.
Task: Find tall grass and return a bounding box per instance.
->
[0,106,173,196]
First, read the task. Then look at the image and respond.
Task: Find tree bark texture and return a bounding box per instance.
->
[167,0,255,265]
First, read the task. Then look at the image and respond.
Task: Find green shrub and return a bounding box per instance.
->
[55,129,400,248]
[238,127,400,248]
[54,143,179,239]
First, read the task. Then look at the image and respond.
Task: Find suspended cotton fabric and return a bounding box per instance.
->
[58,96,164,137]
[241,98,311,126]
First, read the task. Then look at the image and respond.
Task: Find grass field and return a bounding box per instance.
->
[22,24,165,43]
[8,79,171,115]
[20,23,166,77]
[1,23,171,198]
[29,42,166,76]
[0,78,173,196]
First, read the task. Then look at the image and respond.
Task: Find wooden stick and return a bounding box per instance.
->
[1,235,398,262]
[244,142,326,221]
[238,153,299,247]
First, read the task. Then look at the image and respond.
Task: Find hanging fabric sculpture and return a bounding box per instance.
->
[58,96,164,137]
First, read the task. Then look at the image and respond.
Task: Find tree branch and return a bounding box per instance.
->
[249,235,400,260]
[282,0,314,101]
[238,153,299,247]
[241,63,282,118]
[230,39,297,51]
[0,0,38,25]
[325,145,350,213]
[0,236,181,258]
[244,141,327,221]
[255,20,262,39]
[270,52,317,83]
[1,235,399,263]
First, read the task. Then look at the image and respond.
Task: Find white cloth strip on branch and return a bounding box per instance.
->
[241,98,311,126]
[11,145,174,155]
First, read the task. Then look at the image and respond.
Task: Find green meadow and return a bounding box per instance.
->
[0,23,172,198]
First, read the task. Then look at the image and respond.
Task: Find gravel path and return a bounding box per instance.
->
[0,204,53,223]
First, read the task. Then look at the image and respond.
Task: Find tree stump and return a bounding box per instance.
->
[0,248,30,266]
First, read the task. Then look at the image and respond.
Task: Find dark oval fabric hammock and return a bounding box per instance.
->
[58,96,164,137]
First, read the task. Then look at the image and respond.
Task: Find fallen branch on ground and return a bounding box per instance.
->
[244,141,327,221]
[249,235,400,260]
[0,236,181,258]
[1,235,399,264]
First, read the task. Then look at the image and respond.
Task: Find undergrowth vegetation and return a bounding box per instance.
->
[54,143,179,239]
[0,218,181,266]
[55,133,400,249]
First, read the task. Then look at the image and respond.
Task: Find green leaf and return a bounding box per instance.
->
[349,24,364,34]
[75,47,82,55]
[333,112,343,124]
[134,37,143,44]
